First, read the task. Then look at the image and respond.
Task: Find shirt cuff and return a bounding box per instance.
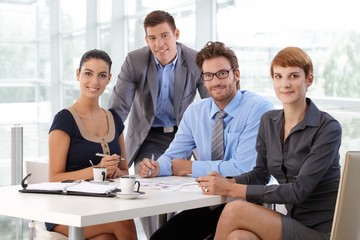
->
[246,185,265,204]
[158,156,173,176]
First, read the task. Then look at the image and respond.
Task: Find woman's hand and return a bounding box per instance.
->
[98,154,121,177]
[109,167,121,179]
[196,172,233,196]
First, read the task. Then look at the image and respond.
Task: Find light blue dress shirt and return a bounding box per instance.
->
[152,54,178,128]
[157,90,274,177]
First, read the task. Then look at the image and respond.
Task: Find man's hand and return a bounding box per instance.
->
[171,159,192,176]
[138,157,159,178]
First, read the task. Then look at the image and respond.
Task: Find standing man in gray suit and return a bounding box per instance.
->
[108,10,209,238]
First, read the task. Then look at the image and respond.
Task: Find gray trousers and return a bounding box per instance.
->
[139,212,176,239]
[133,128,177,239]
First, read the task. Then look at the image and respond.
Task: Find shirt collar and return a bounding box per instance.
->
[210,91,243,119]
[273,98,321,128]
[154,51,178,70]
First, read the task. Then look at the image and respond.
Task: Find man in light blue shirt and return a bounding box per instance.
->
[138,42,273,240]
[139,41,273,239]
[157,89,272,177]
[139,41,273,179]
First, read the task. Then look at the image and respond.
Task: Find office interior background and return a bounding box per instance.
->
[0,0,359,238]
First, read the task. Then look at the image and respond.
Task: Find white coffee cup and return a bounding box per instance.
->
[120,176,140,194]
[93,167,107,182]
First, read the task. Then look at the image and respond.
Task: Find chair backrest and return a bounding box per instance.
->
[24,161,49,184]
[330,151,360,240]
[24,161,68,240]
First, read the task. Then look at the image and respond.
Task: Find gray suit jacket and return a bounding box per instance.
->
[108,42,209,166]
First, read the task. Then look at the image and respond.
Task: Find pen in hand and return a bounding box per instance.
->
[95,153,125,161]
[149,154,154,176]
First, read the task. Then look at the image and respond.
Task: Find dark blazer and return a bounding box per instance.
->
[108,42,209,166]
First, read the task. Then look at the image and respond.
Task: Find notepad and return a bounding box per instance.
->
[25,181,117,194]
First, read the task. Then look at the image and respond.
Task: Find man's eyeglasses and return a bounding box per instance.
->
[201,69,234,81]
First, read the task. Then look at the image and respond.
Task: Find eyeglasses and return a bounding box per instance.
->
[201,69,234,81]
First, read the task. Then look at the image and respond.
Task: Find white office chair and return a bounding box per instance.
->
[24,161,68,240]
[330,151,360,240]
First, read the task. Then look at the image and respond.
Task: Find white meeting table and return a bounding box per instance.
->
[0,176,227,240]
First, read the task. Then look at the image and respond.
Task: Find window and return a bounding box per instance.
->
[217,0,360,161]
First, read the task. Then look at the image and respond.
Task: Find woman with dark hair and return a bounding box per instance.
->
[46,49,137,240]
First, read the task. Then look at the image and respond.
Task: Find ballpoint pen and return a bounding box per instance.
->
[95,153,125,161]
[148,154,154,176]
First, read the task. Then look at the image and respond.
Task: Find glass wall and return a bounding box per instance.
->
[0,1,51,238]
[0,0,51,183]
[0,0,359,238]
[125,0,196,51]
[216,0,360,162]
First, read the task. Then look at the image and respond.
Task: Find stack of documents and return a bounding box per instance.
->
[21,181,117,196]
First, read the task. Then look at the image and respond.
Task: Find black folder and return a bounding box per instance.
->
[19,173,118,197]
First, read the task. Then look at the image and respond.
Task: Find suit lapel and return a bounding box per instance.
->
[173,46,187,122]
[147,56,158,116]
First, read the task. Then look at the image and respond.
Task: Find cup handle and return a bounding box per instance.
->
[102,171,106,182]
[134,181,140,192]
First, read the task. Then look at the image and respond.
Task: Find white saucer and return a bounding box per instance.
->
[116,191,145,199]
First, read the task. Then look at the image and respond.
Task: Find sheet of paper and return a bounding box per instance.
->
[66,181,116,194]
[138,177,199,191]
[25,181,117,194]
[26,182,74,191]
